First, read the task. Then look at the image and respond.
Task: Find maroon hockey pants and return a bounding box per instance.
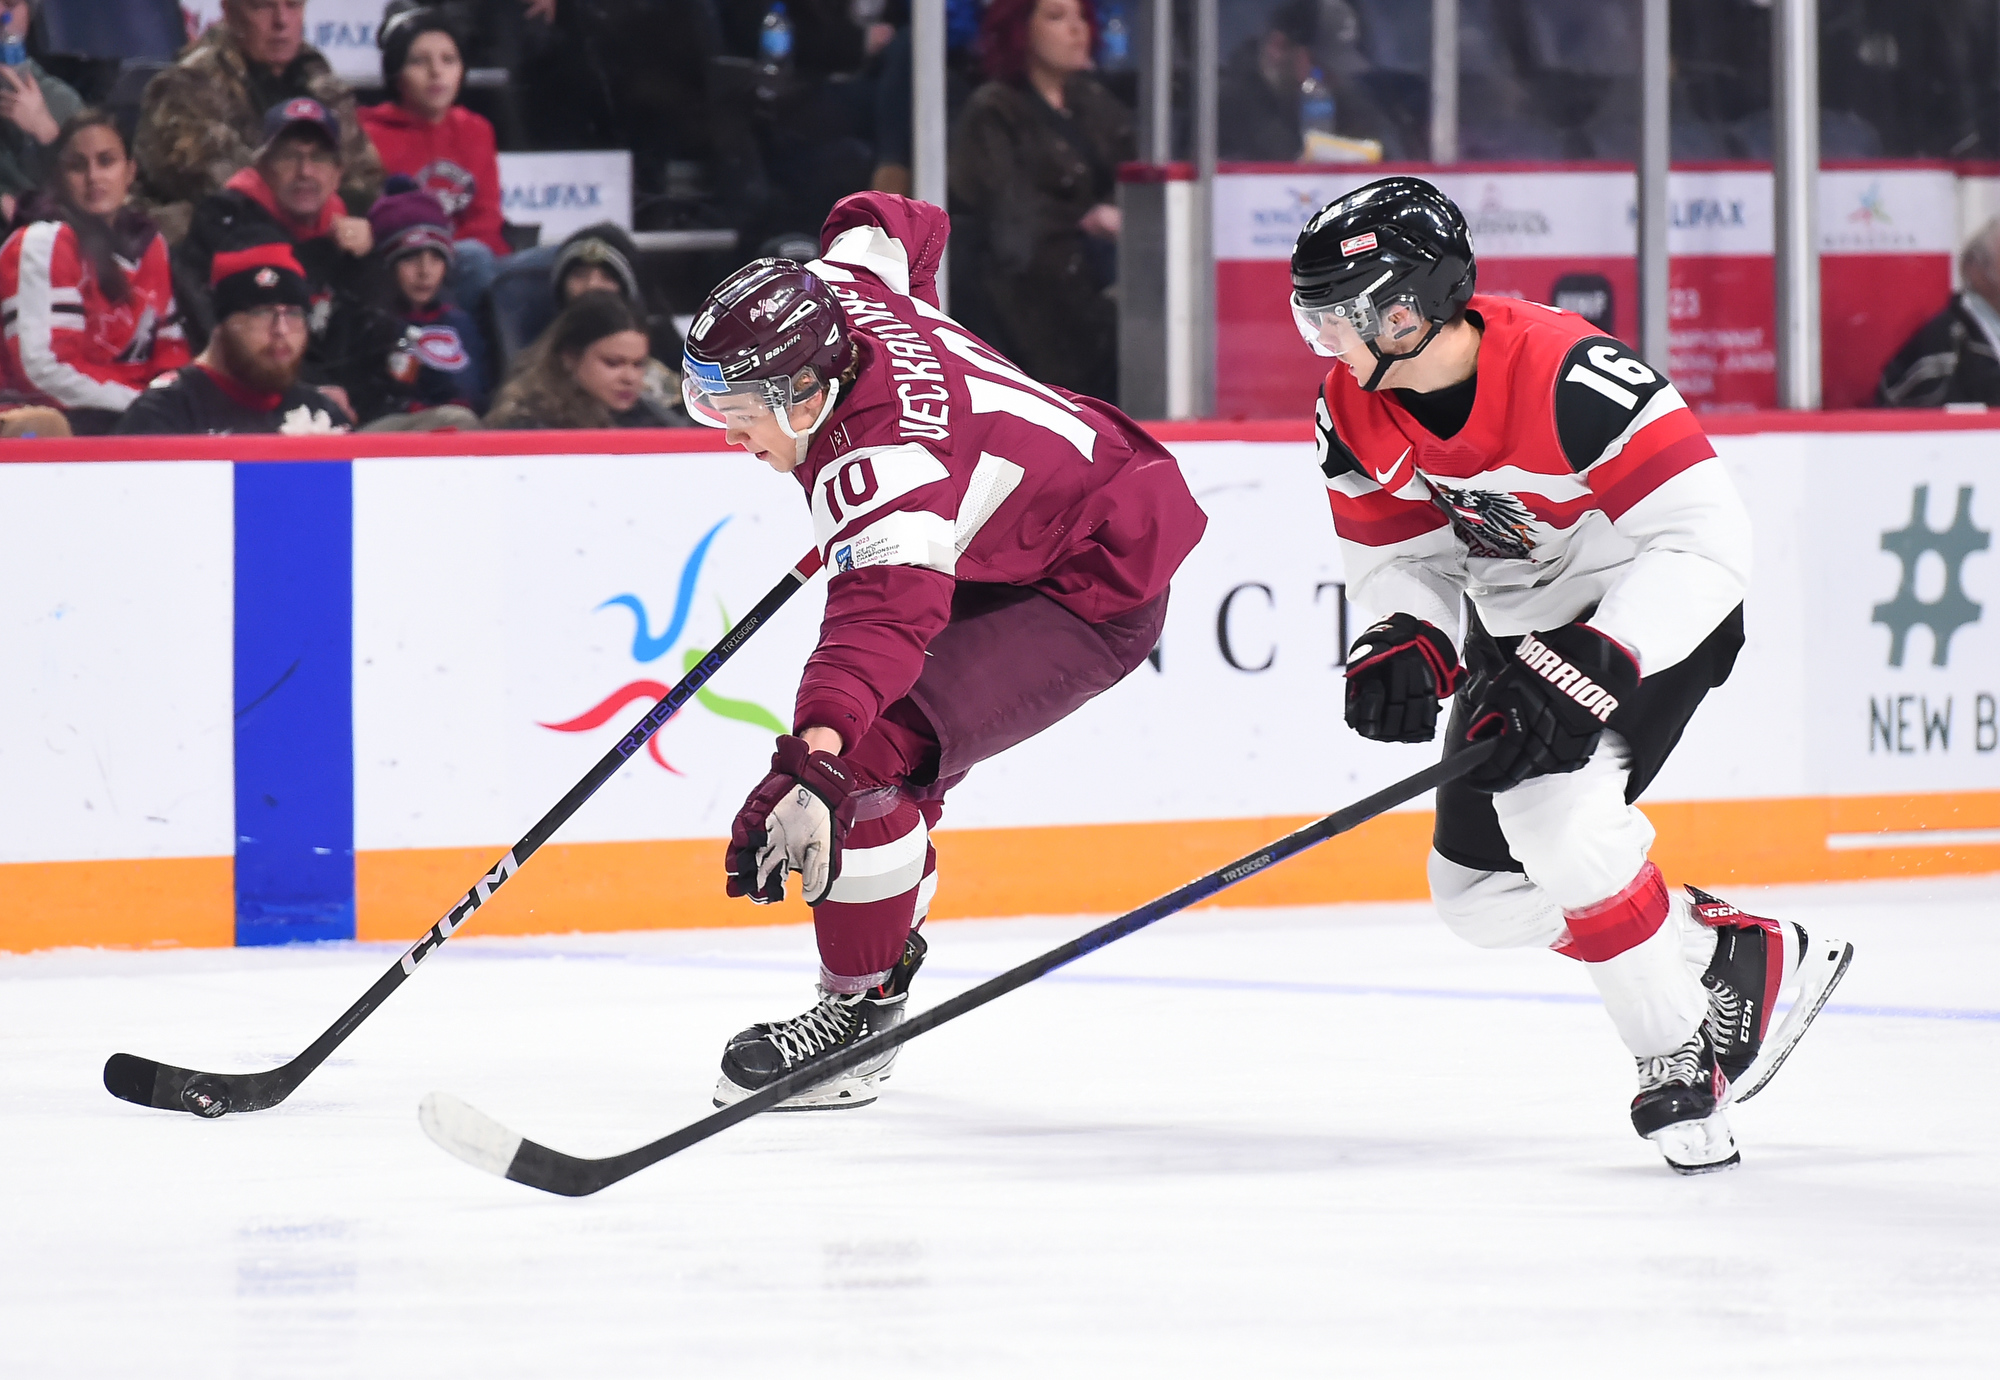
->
[811,583,1169,987]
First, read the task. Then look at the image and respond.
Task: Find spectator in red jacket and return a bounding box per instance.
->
[358,3,508,313]
[0,109,188,433]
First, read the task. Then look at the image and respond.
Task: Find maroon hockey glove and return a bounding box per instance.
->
[1344,614,1463,743]
[725,735,859,905]
[1463,622,1640,793]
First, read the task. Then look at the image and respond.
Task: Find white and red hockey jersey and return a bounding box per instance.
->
[1316,294,1751,677]
[0,219,189,412]
[789,193,1207,745]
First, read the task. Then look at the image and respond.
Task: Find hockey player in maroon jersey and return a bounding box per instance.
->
[683,192,1207,1110]
[1292,176,1852,1173]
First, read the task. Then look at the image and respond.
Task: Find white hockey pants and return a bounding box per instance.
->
[1426,733,1714,1057]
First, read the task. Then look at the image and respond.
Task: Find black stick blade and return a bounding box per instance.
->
[102,1054,277,1116]
[103,1054,187,1111]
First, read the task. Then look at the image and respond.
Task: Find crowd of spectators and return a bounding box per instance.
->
[0,0,1154,430]
[1217,0,2000,166]
[4,0,2000,436]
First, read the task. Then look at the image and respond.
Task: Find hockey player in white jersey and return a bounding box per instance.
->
[1294,176,1853,1172]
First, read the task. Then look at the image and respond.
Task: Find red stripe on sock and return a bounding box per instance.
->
[1552,861,1669,963]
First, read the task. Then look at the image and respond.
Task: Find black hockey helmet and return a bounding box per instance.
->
[1290,176,1476,389]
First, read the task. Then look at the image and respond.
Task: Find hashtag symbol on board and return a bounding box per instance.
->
[1871,485,1990,667]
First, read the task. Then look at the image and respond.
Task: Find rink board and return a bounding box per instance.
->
[0,421,1995,951]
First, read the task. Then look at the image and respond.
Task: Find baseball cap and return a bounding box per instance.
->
[259,97,342,155]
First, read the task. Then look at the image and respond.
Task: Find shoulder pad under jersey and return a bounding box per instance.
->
[1313,392,1365,481]
[1552,336,1674,474]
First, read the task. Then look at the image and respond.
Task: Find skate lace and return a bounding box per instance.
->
[1707,984,1744,1051]
[1635,1036,1704,1092]
[766,992,862,1067]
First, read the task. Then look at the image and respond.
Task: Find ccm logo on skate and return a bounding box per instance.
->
[1515,632,1620,722]
[1221,852,1274,882]
[401,852,519,974]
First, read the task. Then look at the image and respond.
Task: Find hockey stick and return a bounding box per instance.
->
[418,737,1499,1196]
[103,549,825,1118]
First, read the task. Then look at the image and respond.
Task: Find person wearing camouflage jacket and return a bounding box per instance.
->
[134,5,383,243]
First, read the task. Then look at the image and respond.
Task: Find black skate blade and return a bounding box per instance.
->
[1668,1150,1741,1176]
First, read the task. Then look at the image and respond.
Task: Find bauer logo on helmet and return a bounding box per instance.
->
[1340,231,1379,257]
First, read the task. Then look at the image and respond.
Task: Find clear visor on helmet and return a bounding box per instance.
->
[681,355,818,430]
[1292,287,1430,359]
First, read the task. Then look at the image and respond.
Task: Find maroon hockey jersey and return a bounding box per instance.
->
[790,192,1206,745]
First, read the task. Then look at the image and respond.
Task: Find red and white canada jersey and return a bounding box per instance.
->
[1317,294,1751,676]
[0,220,189,412]
[783,193,1206,745]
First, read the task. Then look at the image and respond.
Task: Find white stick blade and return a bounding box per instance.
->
[419,1092,524,1178]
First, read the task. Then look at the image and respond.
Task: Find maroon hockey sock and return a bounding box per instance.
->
[815,792,931,990]
[1551,861,1670,963]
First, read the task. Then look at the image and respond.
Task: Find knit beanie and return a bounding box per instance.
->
[379,2,464,92]
[211,243,312,320]
[551,224,642,304]
[369,189,457,266]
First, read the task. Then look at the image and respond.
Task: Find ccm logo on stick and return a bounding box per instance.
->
[1515,632,1621,722]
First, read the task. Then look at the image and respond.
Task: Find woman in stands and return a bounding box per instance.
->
[359,2,508,310]
[0,109,188,433]
[485,289,685,429]
[950,0,1133,400]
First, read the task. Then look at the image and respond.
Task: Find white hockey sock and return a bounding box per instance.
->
[1586,916,1710,1058]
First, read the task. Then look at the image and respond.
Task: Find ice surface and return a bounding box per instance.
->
[4,876,1998,1378]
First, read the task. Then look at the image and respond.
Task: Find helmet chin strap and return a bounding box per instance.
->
[1359,318,1446,392]
[775,376,841,461]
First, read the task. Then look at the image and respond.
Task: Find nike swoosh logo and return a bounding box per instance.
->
[1372,447,1412,486]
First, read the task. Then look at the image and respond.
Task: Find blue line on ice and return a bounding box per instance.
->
[441,945,2000,1023]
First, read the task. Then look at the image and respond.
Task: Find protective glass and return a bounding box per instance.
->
[681,355,811,430]
[1292,285,1429,359]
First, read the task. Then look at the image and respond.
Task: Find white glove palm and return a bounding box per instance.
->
[756,783,837,903]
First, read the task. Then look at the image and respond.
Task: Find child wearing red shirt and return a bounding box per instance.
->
[358,6,508,309]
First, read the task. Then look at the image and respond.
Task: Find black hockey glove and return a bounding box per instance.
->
[1344,614,1463,743]
[1463,622,1640,793]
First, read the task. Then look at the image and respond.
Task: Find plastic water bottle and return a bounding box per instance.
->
[1300,67,1336,143]
[756,2,794,102]
[1099,1,1131,71]
[0,35,24,68]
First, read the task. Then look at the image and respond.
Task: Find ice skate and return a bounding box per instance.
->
[1684,885,1853,1106]
[1630,1025,1739,1174]
[713,931,927,1111]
